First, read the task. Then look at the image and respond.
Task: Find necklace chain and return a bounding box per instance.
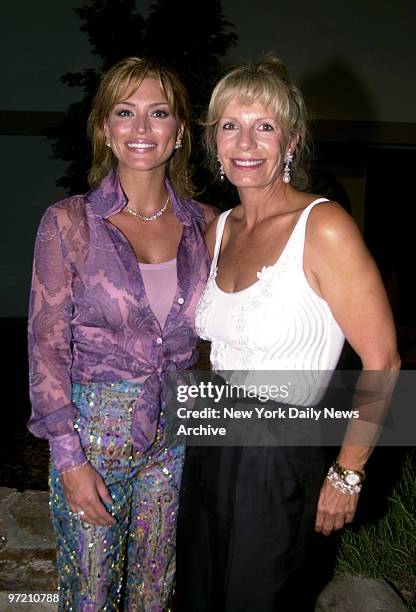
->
[124,195,170,222]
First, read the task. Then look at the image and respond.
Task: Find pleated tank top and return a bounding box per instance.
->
[195,198,345,373]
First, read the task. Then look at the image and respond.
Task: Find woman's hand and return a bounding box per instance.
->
[61,463,117,527]
[306,202,400,536]
[315,478,359,536]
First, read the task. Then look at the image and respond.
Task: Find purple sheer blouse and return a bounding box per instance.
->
[28,171,215,471]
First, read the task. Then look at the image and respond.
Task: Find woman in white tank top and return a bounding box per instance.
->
[176,56,400,611]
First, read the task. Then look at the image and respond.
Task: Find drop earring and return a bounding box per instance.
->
[217,157,225,181]
[174,136,182,150]
[105,138,111,148]
[282,150,293,184]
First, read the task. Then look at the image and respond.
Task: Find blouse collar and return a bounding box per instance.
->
[87,169,203,227]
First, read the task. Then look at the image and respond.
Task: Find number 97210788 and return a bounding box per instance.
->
[7,593,60,605]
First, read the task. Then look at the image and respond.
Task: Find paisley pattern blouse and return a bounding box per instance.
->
[28,170,214,471]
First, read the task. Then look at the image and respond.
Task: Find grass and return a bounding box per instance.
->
[335,449,416,610]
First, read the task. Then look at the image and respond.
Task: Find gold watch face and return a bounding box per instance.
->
[345,473,360,485]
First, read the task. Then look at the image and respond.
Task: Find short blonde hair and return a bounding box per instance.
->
[204,55,311,190]
[88,57,194,196]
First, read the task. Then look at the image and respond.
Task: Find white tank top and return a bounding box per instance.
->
[195,198,345,374]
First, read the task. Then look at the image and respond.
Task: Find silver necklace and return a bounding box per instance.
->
[124,195,170,222]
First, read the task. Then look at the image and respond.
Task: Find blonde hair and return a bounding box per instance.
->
[204,55,311,190]
[88,57,194,196]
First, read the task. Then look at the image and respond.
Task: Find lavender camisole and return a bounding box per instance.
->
[139,258,178,329]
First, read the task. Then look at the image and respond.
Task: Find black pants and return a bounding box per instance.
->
[176,445,326,612]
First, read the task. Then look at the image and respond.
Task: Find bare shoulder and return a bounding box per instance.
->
[306,200,363,251]
[204,206,238,257]
[305,200,373,285]
[202,211,220,258]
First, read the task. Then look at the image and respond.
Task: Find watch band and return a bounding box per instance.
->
[334,461,365,483]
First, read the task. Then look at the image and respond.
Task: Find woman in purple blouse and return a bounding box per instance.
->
[28,57,216,610]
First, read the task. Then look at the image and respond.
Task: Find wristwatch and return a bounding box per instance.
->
[334,461,365,486]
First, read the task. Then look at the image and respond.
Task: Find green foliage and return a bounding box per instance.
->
[45,0,237,203]
[335,450,416,608]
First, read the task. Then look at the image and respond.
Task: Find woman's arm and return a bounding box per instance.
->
[28,205,115,526]
[28,205,85,471]
[304,202,400,535]
[305,202,399,374]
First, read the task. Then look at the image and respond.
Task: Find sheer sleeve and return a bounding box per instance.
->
[27,205,86,471]
[197,202,221,228]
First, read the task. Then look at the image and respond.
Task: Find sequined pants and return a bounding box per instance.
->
[49,381,185,612]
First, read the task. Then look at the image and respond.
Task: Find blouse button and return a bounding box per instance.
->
[156,337,163,345]
[178,297,184,305]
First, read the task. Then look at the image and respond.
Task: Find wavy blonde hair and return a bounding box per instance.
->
[88,57,194,196]
[204,55,312,190]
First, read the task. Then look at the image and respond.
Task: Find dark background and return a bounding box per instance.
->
[1,0,415,495]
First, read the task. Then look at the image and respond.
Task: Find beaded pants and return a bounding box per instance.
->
[49,381,185,612]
